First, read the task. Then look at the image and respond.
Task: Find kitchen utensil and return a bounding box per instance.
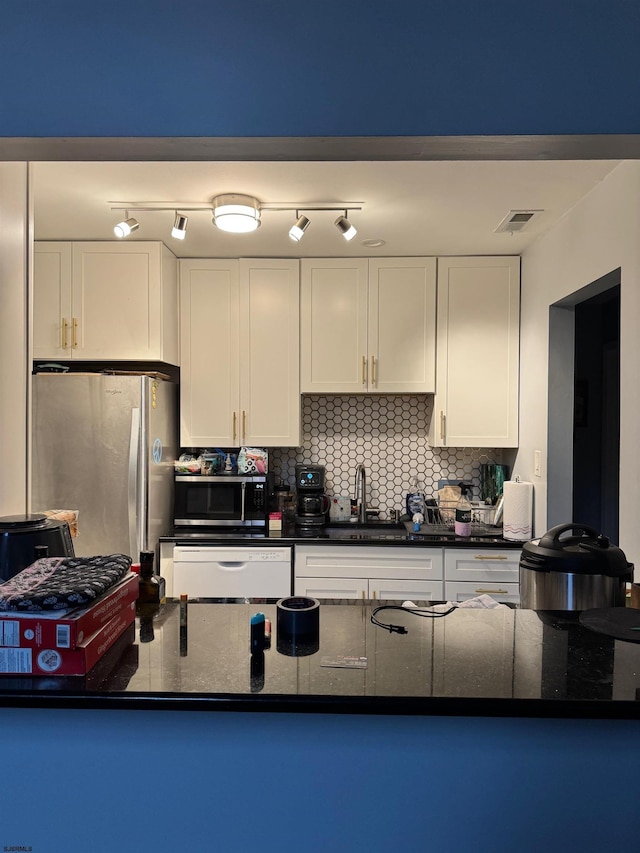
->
[480,464,509,504]
[519,523,633,611]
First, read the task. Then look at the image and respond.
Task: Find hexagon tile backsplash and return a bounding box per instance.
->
[269,396,505,518]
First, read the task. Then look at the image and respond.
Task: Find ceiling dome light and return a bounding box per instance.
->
[212,194,261,234]
[335,214,357,241]
[113,216,139,238]
[289,214,310,242]
[171,212,188,240]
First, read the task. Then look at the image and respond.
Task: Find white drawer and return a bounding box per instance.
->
[295,545,443,581]
[444,580,520,605]
[444,548,521,583]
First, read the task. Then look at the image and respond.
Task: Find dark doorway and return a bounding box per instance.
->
[572,283,620,541]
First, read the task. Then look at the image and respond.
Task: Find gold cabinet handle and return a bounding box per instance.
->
[475,588,508,595]
[370,355,376,386]
[242,410,246,441]
[362,590,366,601]
[232,411,237,443]
[362,355,367,386]
[61,318,68,349]
[440,411,446,441]
[72,317,78,348]
[372,589,377,600]
[473,555,508,561]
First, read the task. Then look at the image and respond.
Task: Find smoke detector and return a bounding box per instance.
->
[494,210,543,234]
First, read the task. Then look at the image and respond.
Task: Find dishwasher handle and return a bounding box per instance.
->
[217,562,249,571]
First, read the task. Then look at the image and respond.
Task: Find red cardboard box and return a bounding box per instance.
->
[0,571,139,650]
[0,603,136,676]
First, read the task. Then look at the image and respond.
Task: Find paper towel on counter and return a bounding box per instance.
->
[502,480,533,541]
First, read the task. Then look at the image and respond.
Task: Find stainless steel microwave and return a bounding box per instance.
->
[174,475,269,530]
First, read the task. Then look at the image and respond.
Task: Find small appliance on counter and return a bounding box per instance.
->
[294,464,329,531]
[173,474,269,533]
[519,523,633,611]
[0,513,75,582]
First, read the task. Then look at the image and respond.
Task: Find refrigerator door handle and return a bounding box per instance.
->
[128,407,141,559]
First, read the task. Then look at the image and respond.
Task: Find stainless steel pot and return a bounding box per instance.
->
[519,523,633,611]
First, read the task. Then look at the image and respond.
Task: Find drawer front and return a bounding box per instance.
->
[294,576,367,599]
[444,548,521,583]
[369,579,444,602]
[444,580,520,605]
[295,545,443,580]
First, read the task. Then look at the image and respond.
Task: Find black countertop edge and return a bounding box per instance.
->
[161,534,521,549]
[1,692,639,720]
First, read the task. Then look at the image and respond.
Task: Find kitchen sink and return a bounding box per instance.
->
[325,520,406,535]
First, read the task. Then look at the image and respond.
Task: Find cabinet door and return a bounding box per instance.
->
[430,257,520,447]
[300,259,368,392]
[239,259,301,446]
[33,242,73,359]
[71,242,163,359]
[180,259,240,446]
[368,258,436,393]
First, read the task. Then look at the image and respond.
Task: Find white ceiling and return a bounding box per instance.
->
[32,159,621,258]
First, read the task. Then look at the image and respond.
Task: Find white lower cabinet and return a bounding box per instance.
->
[294,545,444,601]
[443,548,521,604]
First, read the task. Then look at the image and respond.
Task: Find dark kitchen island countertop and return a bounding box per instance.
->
[1,601,639,720]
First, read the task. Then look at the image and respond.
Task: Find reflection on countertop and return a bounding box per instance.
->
[2,602,639,719]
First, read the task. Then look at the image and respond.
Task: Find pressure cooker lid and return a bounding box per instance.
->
[521,523,633,578]
[0,513,49,531]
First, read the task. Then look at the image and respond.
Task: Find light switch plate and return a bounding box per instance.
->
[534,450,542,478]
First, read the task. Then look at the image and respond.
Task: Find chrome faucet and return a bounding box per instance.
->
[354,463,367,523]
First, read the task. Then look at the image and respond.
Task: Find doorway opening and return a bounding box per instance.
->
[547,270,620,541]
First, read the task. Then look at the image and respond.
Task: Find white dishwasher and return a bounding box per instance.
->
[173,546,292,599]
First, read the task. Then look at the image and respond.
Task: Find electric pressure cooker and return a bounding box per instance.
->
[519,523,633,611]
[0,513,75,582]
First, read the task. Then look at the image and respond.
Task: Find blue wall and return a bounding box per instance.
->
[1,708,638,853]
[2,3,640,850]
[1,0,640,137]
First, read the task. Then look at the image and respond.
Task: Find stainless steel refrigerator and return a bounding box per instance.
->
[31,373,178,560]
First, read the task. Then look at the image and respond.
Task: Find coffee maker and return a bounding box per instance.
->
[294,464,329,530]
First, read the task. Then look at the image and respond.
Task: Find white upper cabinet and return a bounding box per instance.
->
[430,256,520,448]
[33,241,179,363]
[238,259,301,447]
[180,258,301,448]
[180,259,240,447]
[301,258,436,393]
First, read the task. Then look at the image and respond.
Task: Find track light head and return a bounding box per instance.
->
[212,194,261,233]
[289,214,310,242]
[335,214,357,241]
[171,213,188,240]
[114,216,139,238]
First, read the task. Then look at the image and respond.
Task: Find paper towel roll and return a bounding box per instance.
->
[502,480,533,541]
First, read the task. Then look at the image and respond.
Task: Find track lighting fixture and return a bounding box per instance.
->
[335,213,357,241]
[289,213,310,242]
[109,197,362,242]
[211,194,261,233]
[113,213,139,239]
[171,212,188,240]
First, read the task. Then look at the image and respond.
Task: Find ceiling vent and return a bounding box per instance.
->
[494,209,543,234]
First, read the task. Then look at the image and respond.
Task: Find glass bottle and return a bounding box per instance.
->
[137,549,165,605]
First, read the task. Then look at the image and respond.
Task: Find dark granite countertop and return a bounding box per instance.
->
[1,602,639,719]
[163,522,520,549]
